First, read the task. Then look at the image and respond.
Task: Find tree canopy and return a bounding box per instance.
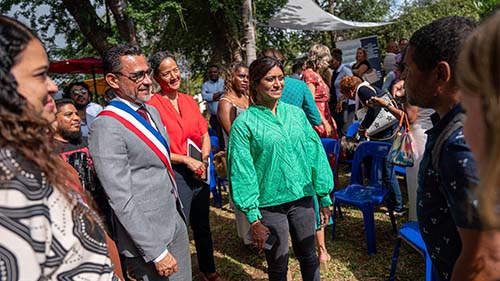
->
[2,0,495,80]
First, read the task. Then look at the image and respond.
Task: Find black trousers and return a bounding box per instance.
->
[174,165,216,274]
[260,196,319,281]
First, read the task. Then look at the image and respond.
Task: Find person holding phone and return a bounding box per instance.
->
[228,56,333,281]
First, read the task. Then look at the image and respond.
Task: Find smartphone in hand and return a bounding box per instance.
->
[264,234,277,250]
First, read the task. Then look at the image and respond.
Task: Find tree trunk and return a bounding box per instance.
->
[328,0,336,47]
[61,0,113,56]
[106,0,137,44]
[242,0,256,65]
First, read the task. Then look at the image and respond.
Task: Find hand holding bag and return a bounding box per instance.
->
[354,82,399,137]
[388,113,414,167]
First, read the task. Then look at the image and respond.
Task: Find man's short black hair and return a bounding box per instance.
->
[331,48,343,62]
[103,44,143,75]
[63,81,90,98]
[292,60,304,73]
[409,16,476,79]
[208,64,219,70]
[55,98,75,112]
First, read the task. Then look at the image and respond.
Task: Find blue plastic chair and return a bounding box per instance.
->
[208,128,217,137]
[333,141,397,255]
[210,136,219,153]
[321,138,342,232]
[390,222,438,281]
[321,138,341,176]
[346,121,360,137]
[394,165,406,176]
[209,136,222,207]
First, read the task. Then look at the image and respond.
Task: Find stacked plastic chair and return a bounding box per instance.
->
[320,138,341,237]
[332,141,397,255]
[209,136,222,207]
[389,222,438,281]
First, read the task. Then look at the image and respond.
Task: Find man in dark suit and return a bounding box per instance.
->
[89,44,191,281]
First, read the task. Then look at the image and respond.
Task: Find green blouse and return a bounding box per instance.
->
[227,102,333,224]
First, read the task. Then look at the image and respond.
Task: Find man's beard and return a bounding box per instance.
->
[58,127,82,144]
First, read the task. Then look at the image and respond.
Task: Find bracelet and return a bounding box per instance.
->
[384,103,391,110]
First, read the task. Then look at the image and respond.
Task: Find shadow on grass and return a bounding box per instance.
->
[189,196,269,281]
[322,206,426,280]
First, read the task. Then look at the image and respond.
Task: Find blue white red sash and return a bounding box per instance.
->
[99,100,177,187]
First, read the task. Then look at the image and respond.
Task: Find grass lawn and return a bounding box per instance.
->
[189,164,426,280]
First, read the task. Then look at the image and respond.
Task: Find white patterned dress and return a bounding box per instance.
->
[0,148,118,280]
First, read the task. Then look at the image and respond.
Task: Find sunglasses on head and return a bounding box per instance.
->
[71,89,88,95]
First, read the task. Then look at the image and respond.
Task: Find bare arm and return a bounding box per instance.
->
[452,228,500,280]
[217,99,236,135]
[353,64,369,77]
[307,82,334,136]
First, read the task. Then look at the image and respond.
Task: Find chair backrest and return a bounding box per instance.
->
[346,122,360,137]
[209,149,216,189]
[321,138,341,176]
[208,128,217,137]
[210,136,219,153]
[350,141,392,188]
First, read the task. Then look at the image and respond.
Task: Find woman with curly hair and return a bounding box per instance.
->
[302,43,338,139]
[217,62,252,246]
[0,15,118,280]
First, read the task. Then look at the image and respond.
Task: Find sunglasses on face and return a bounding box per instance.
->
[71,89,88,95]
[114,69,151,83]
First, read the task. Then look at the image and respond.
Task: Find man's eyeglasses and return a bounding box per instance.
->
[114,69,151,83]
[71,89,89,95]
[159,67,180,79]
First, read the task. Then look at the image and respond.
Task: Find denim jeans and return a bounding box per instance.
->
[260,196,319,281]
[384,160,403,211]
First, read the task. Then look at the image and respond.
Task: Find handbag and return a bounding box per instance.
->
[388,113,414,167]
[354,82,399,136]
[361,69,379,84]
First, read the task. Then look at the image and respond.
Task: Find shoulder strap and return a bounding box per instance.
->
[220,96,234,104]
[354,81,371,112]
[431,112,465,171]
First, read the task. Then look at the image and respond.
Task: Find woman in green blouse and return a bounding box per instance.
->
[227,56,333,281]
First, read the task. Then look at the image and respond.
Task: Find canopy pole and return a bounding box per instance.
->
[91,66,98,95]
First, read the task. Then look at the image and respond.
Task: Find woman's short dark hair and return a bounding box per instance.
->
[149,51,176,76]
[103,44,143,75]
[249,56,284,101]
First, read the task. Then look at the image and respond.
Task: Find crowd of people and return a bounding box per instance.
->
[1,10,500,281]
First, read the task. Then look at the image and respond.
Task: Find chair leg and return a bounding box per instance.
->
[425,253,435,281]
[332,203,337,241]
[385,197,397,233]
[336,202,343,219]
[216,177,222,208]
[389,236,402,281]
[361,206,377,255]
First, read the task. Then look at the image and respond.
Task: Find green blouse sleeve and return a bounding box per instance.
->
[303,115,334,207]
[227,120,262,224]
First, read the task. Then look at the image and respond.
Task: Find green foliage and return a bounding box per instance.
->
[473,0,500,18]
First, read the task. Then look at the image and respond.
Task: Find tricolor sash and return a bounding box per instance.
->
[99,101,177,189]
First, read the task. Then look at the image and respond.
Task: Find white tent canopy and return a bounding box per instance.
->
[268,0,393,31]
